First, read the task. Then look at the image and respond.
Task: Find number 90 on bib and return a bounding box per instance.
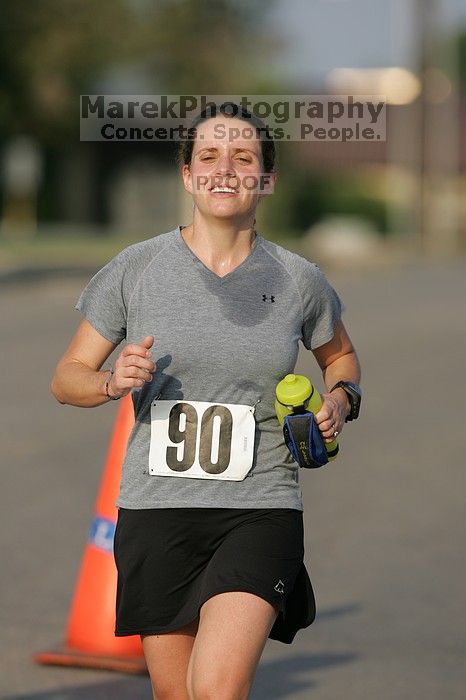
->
[148,400,256,481]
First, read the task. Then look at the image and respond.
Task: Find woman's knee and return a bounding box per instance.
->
[187,665,251,700]
[142,621,198,700]
[186,592,275,700]
[187,679,250,700]
[150,678,190,700]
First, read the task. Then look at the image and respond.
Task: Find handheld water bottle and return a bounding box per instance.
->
[275,373,339,462]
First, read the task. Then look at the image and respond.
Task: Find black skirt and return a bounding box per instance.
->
[113,507,315,645]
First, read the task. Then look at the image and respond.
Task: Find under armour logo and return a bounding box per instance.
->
[274,579,285,594]
[262,294,275,303]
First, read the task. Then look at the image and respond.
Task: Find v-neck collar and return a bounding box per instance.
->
[176,225,262,282]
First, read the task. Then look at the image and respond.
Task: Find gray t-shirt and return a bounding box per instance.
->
[75,226,343,510]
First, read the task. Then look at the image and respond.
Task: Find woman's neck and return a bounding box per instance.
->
[181,214,257,277]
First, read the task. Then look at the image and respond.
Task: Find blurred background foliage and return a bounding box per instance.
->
[0,0,464,267]
[260,163,389,238]
[0,0,281,144]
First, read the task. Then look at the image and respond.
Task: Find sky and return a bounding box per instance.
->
[267,0,466,85]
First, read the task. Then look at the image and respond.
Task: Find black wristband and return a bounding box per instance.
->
[329,381,361,422]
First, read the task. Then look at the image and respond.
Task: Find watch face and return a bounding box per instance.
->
[330,381,361,421]
[345,382,362,398]
[339,382,361,421]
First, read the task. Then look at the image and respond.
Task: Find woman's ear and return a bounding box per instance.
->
[181,164,193,194]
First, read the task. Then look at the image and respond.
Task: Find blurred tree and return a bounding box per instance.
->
[138,0,283,94]
[0,0,138,143]
[260,164,389,238]
[0,0,280,146]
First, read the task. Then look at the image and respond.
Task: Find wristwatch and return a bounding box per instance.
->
[329,381,362,422]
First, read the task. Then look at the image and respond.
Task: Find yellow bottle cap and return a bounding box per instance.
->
[276,373,312,407]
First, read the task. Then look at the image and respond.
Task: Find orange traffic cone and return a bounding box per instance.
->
[35,394,147,674]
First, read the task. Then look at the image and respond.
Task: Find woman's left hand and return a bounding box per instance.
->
[314,392,349,443]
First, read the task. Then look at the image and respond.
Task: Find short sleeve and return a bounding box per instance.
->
[75,251,129,345]
[301,265,344,350]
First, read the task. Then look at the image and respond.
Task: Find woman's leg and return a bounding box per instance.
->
[186,592,279,700]
[142,617,199,700]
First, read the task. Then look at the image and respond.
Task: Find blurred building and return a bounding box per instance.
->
[58,140,182,236]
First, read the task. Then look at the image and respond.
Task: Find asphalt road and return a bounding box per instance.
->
[1,259,465,699]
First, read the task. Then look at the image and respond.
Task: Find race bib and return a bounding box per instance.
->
[148,400,256,481]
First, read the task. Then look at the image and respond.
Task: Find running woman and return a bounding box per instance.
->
[52,103,362,700]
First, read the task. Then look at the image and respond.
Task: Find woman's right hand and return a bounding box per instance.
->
[107,335,156,398]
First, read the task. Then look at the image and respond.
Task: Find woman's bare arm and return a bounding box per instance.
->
[51,319,155,408]
[311,319,361,441]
